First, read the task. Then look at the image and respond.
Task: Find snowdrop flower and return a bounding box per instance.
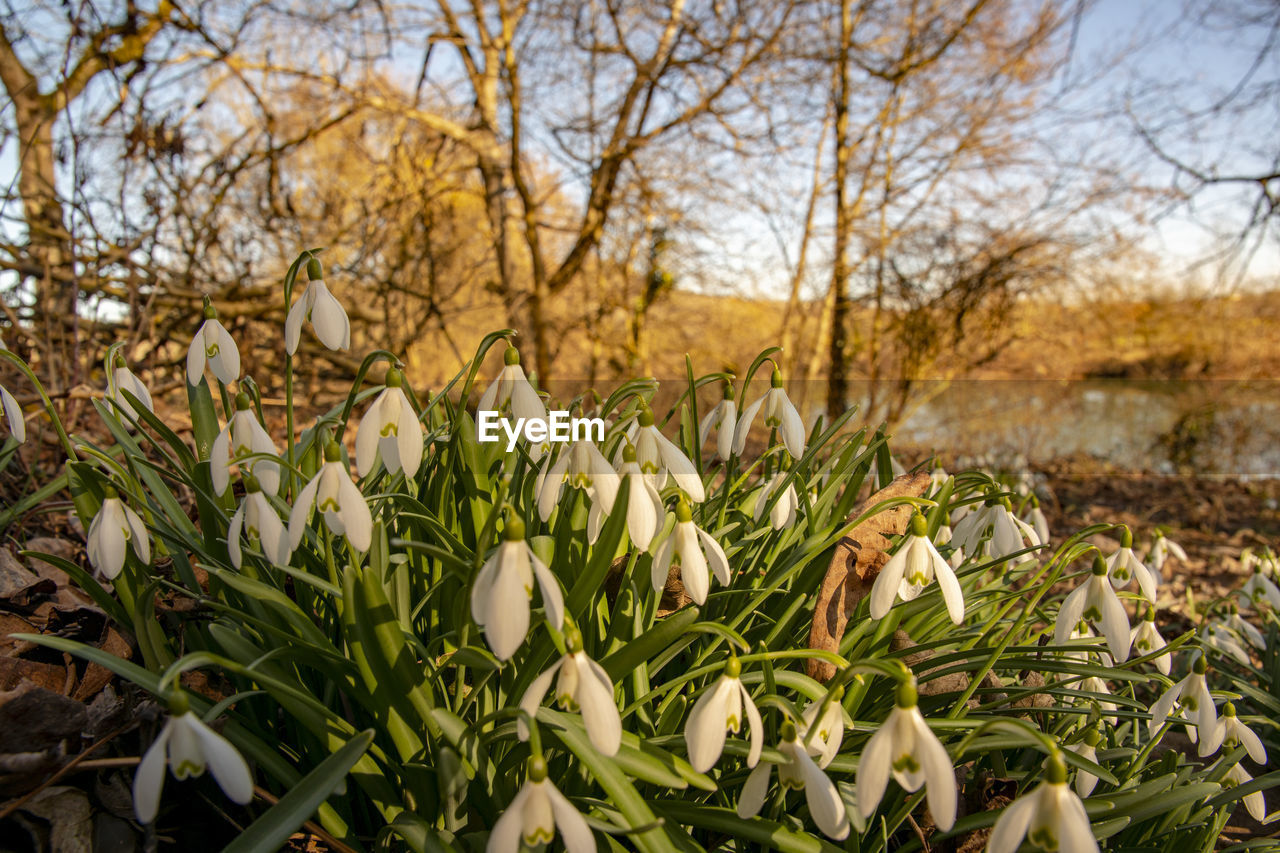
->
[632,405,705,501]
[1149,655,1216,744]
[1239,565,1280,610]
[1066,729,1102,797]
[355,367,423,478]
[1202,620,1254,667]
[588,444,663,550]
[988,752,1098,853]
[478,345,548,459]
[288,442,373,553]
[186,303,240,386]
[536,437,619,521]
[1105,528,1157,601]
[1076,676,1116,726]
[684,656,763,773]
[1025,499,1050,545]
[518,622,621,755]
[699,384,737,461]
[857,679,957,831]
[285,258,349,354]
[651,498,729,605]
[798,688,846,769]
[870,512,965,624]
[1200,702,1266,762]
[1145,531,1186,578]
[950,499,1039,561]
[471,517,564,661]
[133,695,253,824]
[754,471,798,531]
[1063,625,1113,668]
[1130,607,1171,676]
[1223,607,1266,651]
[227,476,289,569]
[737,720,850,840]
[1055,556,1131,662]
[0,379,23,443]
[211,394,281,496]
[487,756,593,852]
[733,368,805,459]
[106,354,154,420]
[87,487,150,579]
[1222,762,1270,823]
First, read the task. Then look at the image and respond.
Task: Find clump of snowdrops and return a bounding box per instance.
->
[0,250,1275,851]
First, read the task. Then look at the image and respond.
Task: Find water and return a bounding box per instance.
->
[887,380,1280,478]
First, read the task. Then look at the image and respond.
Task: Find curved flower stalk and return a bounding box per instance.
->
[1130,607,1171,675]
[536,437,619,522]
[212,394,282,496]
[471,517,564,661]
[518,622,621,755]
[683,656,763,773]
[1222,762,1271,823]
[487,756,593,852]
[227,476,290,569]
[988,751,1098,853]
[106,354,154,420]
[631,405,705,501]
[754,471,798,531]
[1106,528,1157,601]
[799,687,847,769]
[1199,702,1266,762]
[186,303,240,386]
[588,444,663,551]
[1066,729,1102,797]
[698,384,737,461]
[87,486,150,579]
[1239,564,1280,610]
[870,512,965,624]
[950,499,1040,561]
[286,258,349,354]
[133,695,253,824]
[1145,530,1186,579]
[736,720,850,840]
[355,367,423,479]
[733,368,805,459]
[857,679,957,831]
[288,442,373,553]
[1055,556,1132,663]
[1149,655,1216,744]
[651,498,729,605]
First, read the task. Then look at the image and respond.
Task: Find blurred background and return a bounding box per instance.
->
[1,0,1278,474]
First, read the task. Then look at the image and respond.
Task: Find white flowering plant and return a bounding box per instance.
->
[2,250,1277,850]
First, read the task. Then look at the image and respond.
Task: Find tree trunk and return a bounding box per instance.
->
[826,0,854,421]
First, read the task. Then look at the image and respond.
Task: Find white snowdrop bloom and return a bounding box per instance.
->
[471,517,564,661]
[211,393,281,497]
[1130,608,1171,676]
[857,679,957,831]
[1026,501,1050,546]
[698,385,737,461]
[1224,609,1266,651]
[733,368,806,460]
[285,258,349,354]
[928,466,950,492]
[632,405,705,501]
[683,657,763,773]
[1202,622,1253,667]
[227,478,290,569]
[1105,529,1157,601]
[1145,531,1186,578]
[87,488,150,580]
[133,701,253,824]
[988,753,1098,853]
[950,499,1039,561]
[1149,655,1216,744]
[1,382,24,443]
[736,720,850,840]
[754,472,799,531]
[1076,676,1117,726]
[588,444,664,551]
[487,757,594,853]
[1066,729,1102,797]
[106,356,154,420]
[1055,556,1132,663]
[1222,762,1271,823]
[1240,565,1280,610]
[186,306,240,386]
[536,437,619,521]
[288,442,373,553]
[355,368,423,478]
[518,624,621,755]
[870,512,965,624]
[1063,625,1114,668]
[478,346,547,423]
[651,499,730,605]
[799,687,846,769]
[1199,702,1267,762]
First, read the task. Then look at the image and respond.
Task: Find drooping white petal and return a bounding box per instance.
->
[932,551,966,625]
[913,712,957,830]
[287,473,322,550]
[544,780,595,852]
[625,474,659,550]
[529,553,565,633]
[651,535,675,593]
[132,722,172,823]
[355,398,383,477]
[1055,583,1089,646]
[986,788,1038,853]
[228,504,246,570]
[517,659,563,741]
[1056,785,1101,852]
[284,291,307,355]
[740,683,763,768]
[792,745,849,840]
[677,523,710,605]
[1,385,24,444]
[737,762,773,819]
[685,677,735,773]
[732,395,766,455]
[870,547,910,619]
[537,451,571,521]
[654,430,705,502]
[775,391,806,459]
[393,389,423,477]
[335,473,373,551]
[485,557,531,661]
[1098,581,1132,662]
[188,714,253,805]
[123,503,150,565]
[309,282,351,350]
[573,654,621,755]
[857,718,894,819]
[698,527,732,587]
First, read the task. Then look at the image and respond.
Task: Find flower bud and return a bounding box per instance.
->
[504,516,526,542]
